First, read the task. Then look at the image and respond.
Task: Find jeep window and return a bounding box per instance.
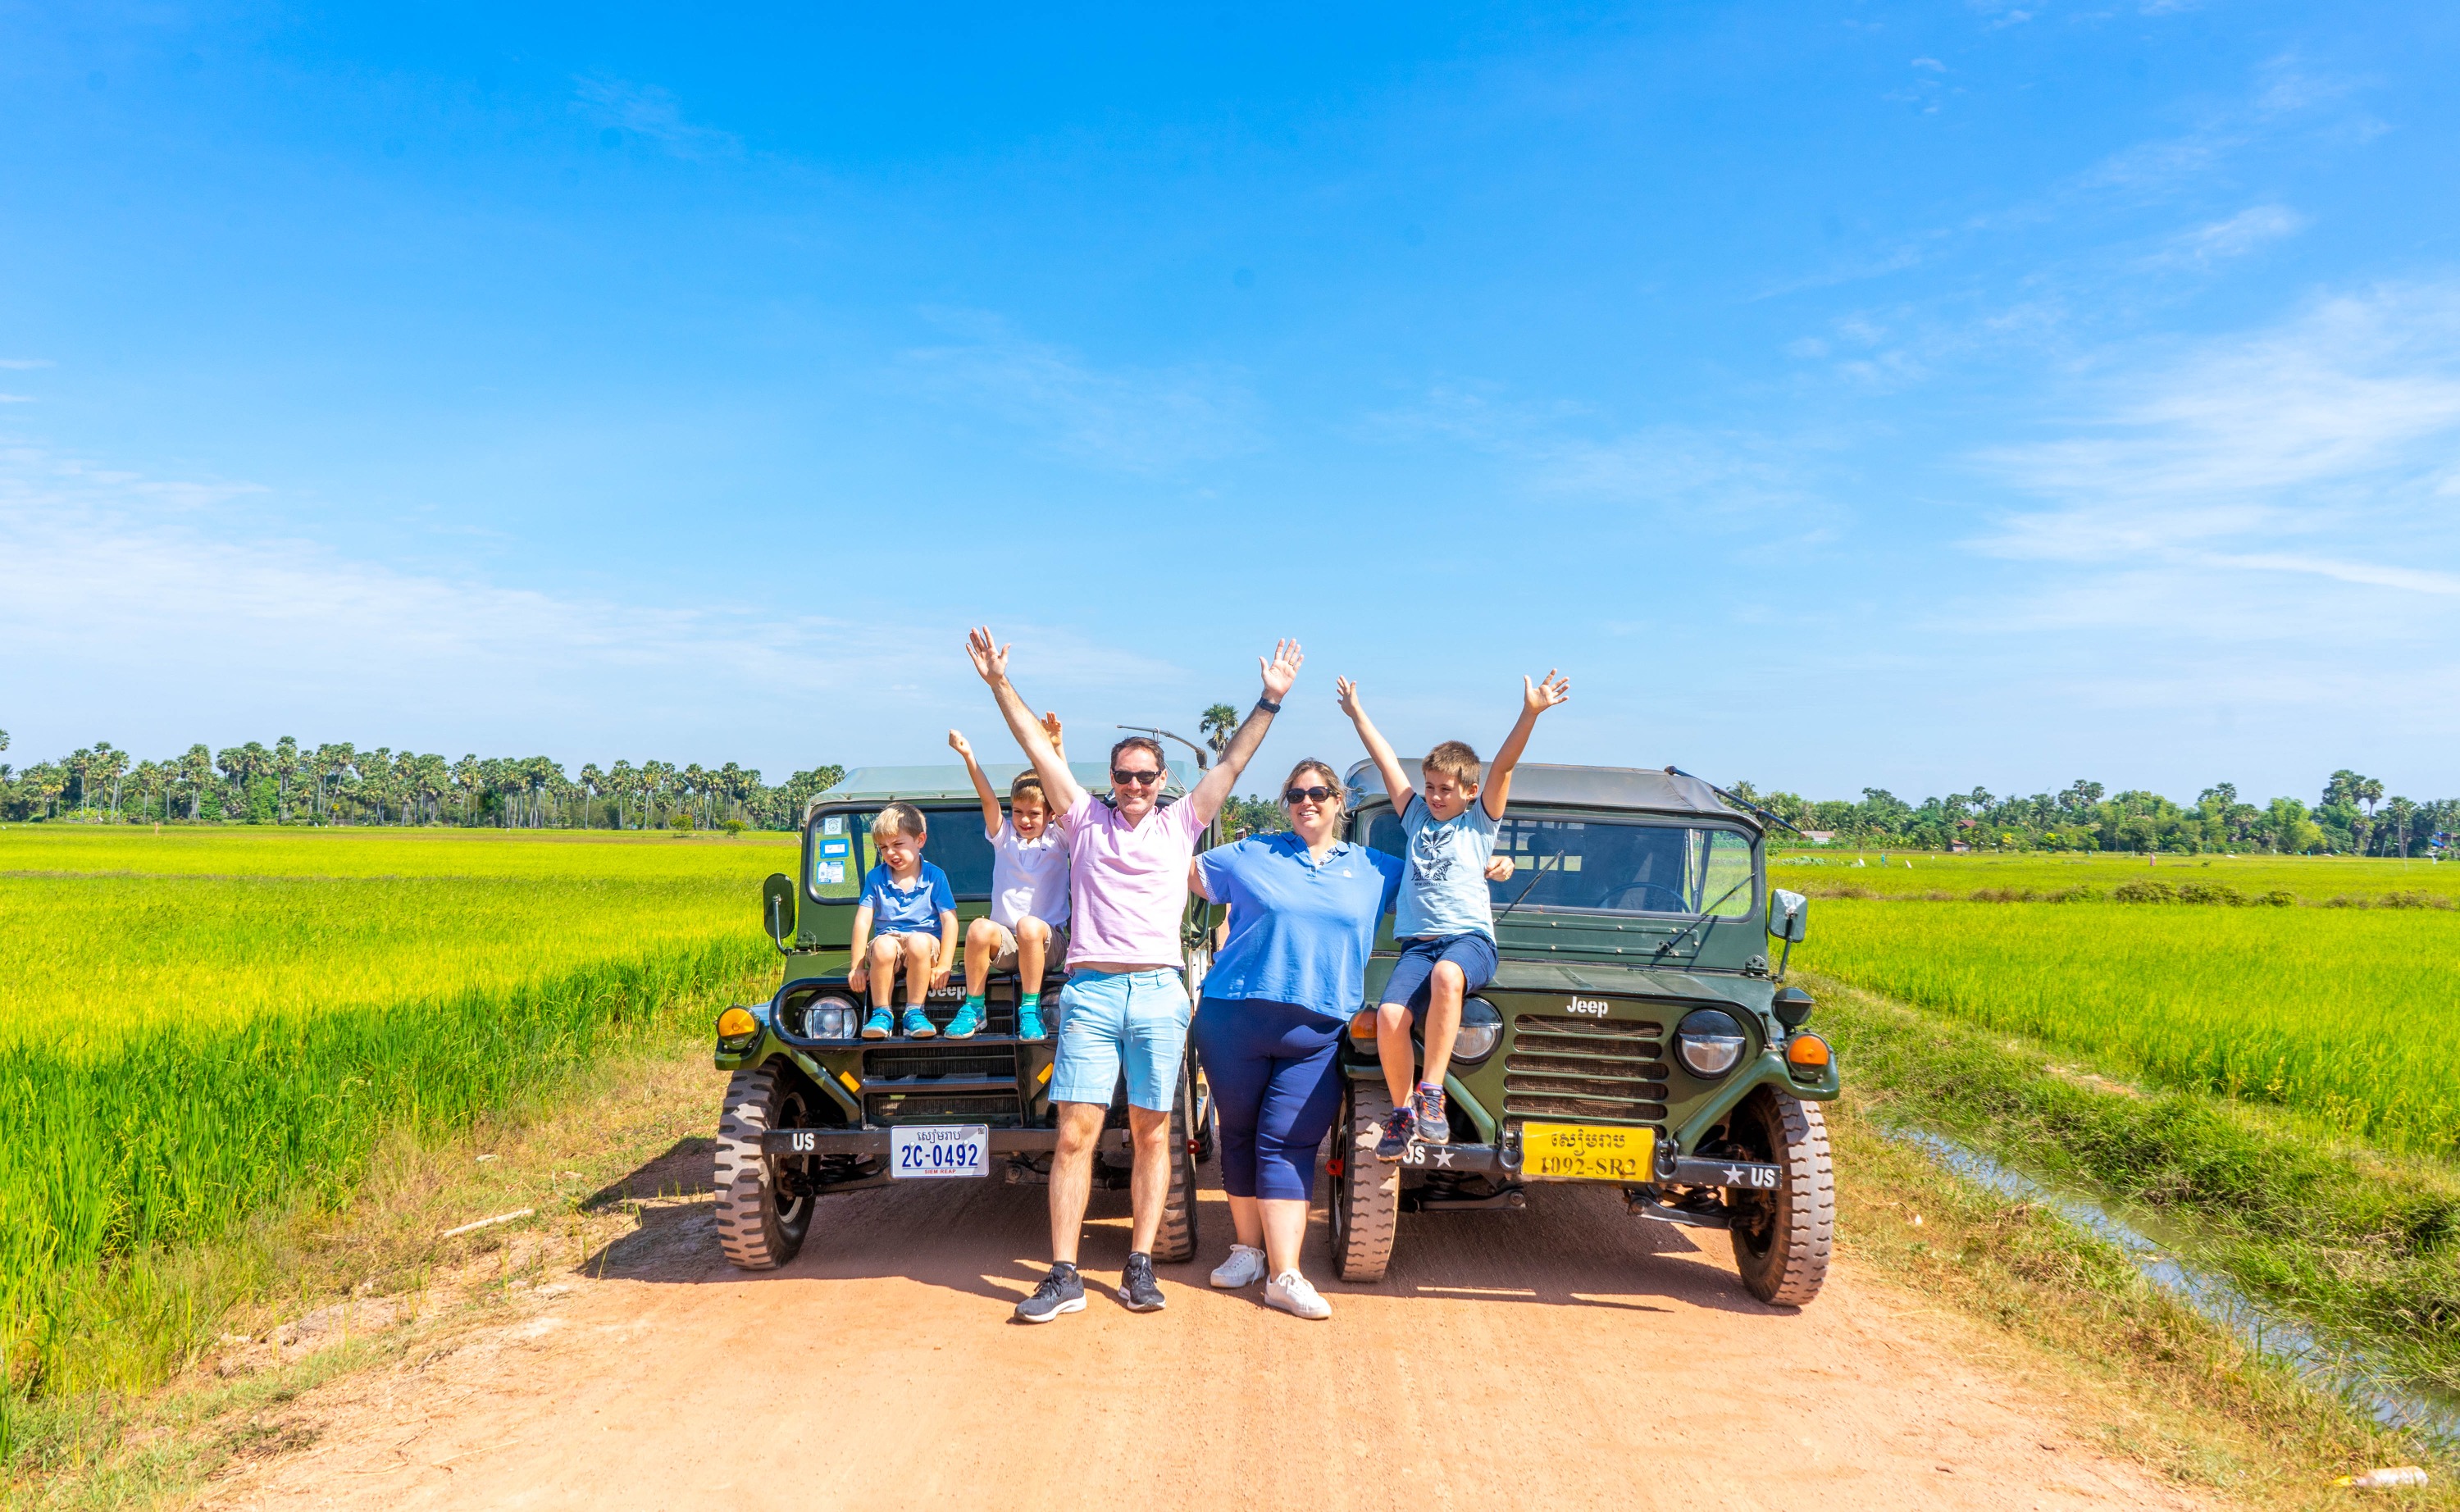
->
[807,807,996,902]
[1364,811,1756,917]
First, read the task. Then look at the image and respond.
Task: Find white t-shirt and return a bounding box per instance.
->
[990,819,1072,931]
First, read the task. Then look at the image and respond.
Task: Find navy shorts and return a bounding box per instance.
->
[1379,933,1498,1015]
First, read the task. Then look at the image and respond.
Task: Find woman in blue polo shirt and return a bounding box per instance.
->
[1187,758,1403,1321]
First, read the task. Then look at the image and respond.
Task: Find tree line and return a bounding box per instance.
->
[0,729,844,832]
[1,722,2446,858]
[1733,771,2455,858]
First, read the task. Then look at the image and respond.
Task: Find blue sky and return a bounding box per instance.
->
[2,2,2455,803]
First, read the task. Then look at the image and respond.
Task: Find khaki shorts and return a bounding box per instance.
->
[986,919,1068,972]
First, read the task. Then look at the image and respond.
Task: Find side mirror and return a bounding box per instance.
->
[1768,889,1808,944]
[762,872,799,953]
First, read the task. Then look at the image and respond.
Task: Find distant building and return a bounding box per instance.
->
[1801,830,1836,844]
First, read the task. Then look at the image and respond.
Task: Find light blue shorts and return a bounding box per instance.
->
[1050,968,1191,1112]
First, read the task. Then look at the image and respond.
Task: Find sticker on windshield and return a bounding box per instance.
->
[814,861,845,886]
[820,840,850,857]
[823,816,845,836]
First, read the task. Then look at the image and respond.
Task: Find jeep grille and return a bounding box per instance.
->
[864,1092,1023,1127]
[863,1045,1017,1082]
[1505,1014,1670,1125]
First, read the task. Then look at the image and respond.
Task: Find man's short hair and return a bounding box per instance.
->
[1109,735,1167,777]
[1423,740,1483,788]
[874,801,927,839]
[1009,772,1050,809]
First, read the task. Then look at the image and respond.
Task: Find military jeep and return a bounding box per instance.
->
[1331,760,1837,1306]
[708,763,1222,1271]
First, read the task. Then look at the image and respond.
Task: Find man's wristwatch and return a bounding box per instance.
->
[1255,695,1282,714]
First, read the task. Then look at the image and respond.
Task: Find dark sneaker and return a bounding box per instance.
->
[860,1009,893,1040]
[900,1008,936,1039]
[1413,1083,1451,1145]
[1014,1263,1085,1323]
[1117,1251,1166,1313]
[1374,1100,1417,1163]
[945,1002,982,1039]
[1016,1002,1047,1041]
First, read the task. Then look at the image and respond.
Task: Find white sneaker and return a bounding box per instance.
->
[1265,1270,1332,1320]
[1210,1244,1267,1289]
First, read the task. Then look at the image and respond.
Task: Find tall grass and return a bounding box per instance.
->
[1798,899,2460,1153]
[0,828,786,1404]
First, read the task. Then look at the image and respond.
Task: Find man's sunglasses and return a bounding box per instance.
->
[1111,768,1164,786]
[1283,786,1337,804]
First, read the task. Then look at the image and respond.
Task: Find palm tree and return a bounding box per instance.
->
[1199,704,1239,756]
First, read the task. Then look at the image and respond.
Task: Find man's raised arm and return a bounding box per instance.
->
[1188,638,1302,825]
[965,627,1086,815]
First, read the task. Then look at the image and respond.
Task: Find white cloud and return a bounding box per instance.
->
[0,395,32,404]
[901,311,1258,476]
[1963,282,2460,650]
[0,358,52,371]
[2147,203,2309,268]
[0,442,1187,763]
[572,78,740,159]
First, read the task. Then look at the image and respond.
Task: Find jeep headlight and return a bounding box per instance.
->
[1674,1008,1747,1078]
[1448,996,1504,1064]
[805,994,862,1041]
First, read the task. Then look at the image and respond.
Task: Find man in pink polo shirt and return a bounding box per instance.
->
[966,626,1300,1322]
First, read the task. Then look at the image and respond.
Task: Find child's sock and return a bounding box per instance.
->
[963,993,986,1013]
[1019,992,1041,1013]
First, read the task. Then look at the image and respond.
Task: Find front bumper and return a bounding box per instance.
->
[1382,1138,1779,1190]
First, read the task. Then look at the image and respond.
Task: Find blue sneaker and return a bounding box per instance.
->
[860,1008,893,1040]
[1016,1000,1047,1041]
[945,1001,982,1039]
[901,1008,936,1039]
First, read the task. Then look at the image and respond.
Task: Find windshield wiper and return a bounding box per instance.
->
[1651,875,1753,963]
[1491,849,1565,927]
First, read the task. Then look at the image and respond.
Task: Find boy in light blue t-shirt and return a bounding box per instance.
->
[1337,669,1572,1159]
[846,801,959,1040]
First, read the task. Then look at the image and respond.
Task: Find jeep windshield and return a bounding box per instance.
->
[1364,810,1756,918]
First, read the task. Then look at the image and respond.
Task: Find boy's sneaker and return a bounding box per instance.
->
[1265,1270,1332,1321]
[1374,1101,1418,1162]
[945,1001,982,1039]
[1016,1000,1047,1041]
[1117,1251,1166,1313]
[1413,1083,1451,1145]
[900,1008,936,1039]
[1210,1244,1267,1290]
[1014,1263,1085,1323]
[860,1008,893,1040]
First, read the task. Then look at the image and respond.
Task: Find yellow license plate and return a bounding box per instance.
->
[1520,1122,1655,1182]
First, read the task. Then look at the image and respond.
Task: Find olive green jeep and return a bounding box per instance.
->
[1329,761,1838,1306]
[708,763,1221,1271]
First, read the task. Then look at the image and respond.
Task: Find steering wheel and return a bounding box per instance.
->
[1600,882,1688,913]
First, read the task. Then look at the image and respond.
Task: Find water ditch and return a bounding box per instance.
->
[1888,1126,2460,1446]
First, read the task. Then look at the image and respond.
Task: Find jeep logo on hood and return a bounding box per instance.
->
[1565,997,1610,1017]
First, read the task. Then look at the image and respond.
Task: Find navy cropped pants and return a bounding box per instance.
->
[1191,996,1348,1202]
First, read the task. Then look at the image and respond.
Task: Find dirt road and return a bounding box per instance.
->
[207,1150,2206,1512]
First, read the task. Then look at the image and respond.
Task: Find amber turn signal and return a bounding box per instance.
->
[716,1006,758,1040]
[1785,1032,1831,1068]
[1348,1010,1377,1044]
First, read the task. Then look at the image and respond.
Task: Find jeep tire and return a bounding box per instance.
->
[714,1063,814,1269]
[1331,1080,1401,1282]
[1726,1086,1834,1306]
[1152,1061,1200,1264]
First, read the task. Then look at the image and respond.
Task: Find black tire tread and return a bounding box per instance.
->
[714,1063,809,1270]
[1153,1066,1200,1263]
[1333,1082,1401,1282]
[1731,1089,1834,1306]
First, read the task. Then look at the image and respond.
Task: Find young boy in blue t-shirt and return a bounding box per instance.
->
[1337,669,1572,1159]
[846,801,959,1039]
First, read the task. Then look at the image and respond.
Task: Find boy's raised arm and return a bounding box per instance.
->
[1481,669,1572,820]
[950,729,1002,840]
[1336,676,1414,816]
[1189,639,1303,824]
[965,627,1086,816]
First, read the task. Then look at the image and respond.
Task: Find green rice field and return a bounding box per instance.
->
[1796,896,2460,1154]
[0,826,791,1397]
[1772,849,2457,905]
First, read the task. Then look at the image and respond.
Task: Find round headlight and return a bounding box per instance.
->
[808,993,861,1040]
[1674,1008,1747,1078]
[1419,995,1504,1063]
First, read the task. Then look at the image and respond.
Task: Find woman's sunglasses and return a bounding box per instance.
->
[1111,767,1164,786]
[1283,786,1337,804]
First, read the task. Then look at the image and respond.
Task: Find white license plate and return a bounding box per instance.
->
[890,1124,988,1179]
